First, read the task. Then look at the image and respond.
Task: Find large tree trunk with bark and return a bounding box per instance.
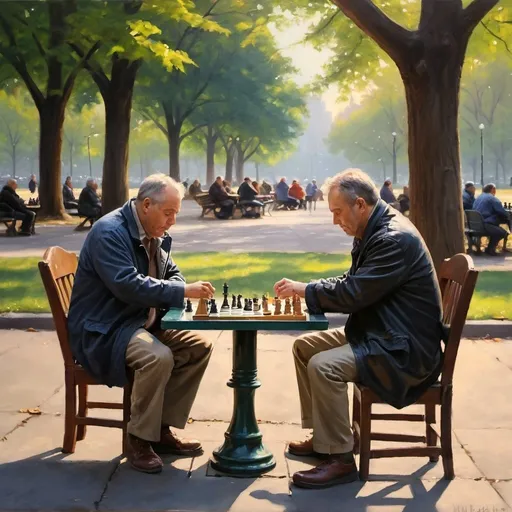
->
[38,99,66,218]
[205,126,217,186]
[167,126,182,181]
[101,57,141,214]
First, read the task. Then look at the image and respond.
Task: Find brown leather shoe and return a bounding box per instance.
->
[126,434,163,474]
[292,457,358,489]
[288,436,318,457]
[151,427,203,456]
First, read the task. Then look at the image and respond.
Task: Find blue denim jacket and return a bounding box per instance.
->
[67,200,185,387]
[473,193,508,225]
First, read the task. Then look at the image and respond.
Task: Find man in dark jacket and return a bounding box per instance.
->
[274,169,444,489]
[78,178,102,220]
[68,174,215,474]
[208,176,234,219]
[238,177,263,217]
[28,174,37,194]
[62,176,78,209]
[462,182,476,211]
[380,179,398,206]
[0,179,36,235]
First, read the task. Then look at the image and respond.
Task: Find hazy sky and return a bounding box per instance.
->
[271,20,342,116]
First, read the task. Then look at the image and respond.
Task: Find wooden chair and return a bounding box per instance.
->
[464,210,489,254]
[38,246,132,454]
[352,253,479,480]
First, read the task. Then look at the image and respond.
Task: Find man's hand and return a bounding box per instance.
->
[184,281,215,299]
[273,278,307,298]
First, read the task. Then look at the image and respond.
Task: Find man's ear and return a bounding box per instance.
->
[142,197,152,211]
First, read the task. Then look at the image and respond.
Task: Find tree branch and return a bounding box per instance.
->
[330,0,413,64]
[62,40,102,99]
[180,123,208,142]
[463,0,499,34]
[141,108,168,137]
[480,21,512,56]
[69,42,109,96]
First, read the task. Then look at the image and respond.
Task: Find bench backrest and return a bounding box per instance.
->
[38,246,78,367]
[438,253,479,386]
[465,210,486,232]
[194,193,215,207]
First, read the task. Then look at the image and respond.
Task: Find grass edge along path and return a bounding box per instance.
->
[0,252,510,320]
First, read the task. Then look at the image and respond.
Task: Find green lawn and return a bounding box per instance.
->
[1,253,511,320]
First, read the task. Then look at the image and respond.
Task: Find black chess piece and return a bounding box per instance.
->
[244,298,251,311]
[237,294,243,309]
[253,297,260,312]
[231,294,237,309]
[185,299,193,312]
[221,285,230,310]
[223,282,229,296]
[210,298,218,314]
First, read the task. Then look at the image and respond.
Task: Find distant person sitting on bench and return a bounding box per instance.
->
[63,176,78,209]
[78,178,102,221]
[238,177,263,217]
[275,178,300,210]
[473,183,510,256]
[0,178,36,236]
[208,176,234,219]
[289,180,306,209]
[188,180,202,198]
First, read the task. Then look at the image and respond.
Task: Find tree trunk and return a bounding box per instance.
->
[205,126,217,186]
[235,145,244,184]
[101,57,141,214]
[168,127,181,181]
[225,144,234,182]
[12,144,16,179]
[38,99,66,217]
[402,49,466,271]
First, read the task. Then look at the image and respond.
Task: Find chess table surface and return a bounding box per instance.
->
[161,307,329,331]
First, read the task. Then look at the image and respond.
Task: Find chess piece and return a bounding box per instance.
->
[195,298,208,316]
[237,294,243,310]
[244,298,251,311]
[274,297,282,315]
[293,294,302,316]
[253,297,260,312]
[284,297,292,315]
[231,294,237,309]
[185,299,193,313]
[221,283,230,311]
[262,295,270,314]
[209,298,219,315]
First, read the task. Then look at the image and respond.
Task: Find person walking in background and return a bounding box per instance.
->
[78,178,102,221]
[62,176,78,209]
[305,179,318,212]
[28,174,37,195]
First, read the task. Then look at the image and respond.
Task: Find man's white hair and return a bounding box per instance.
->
[322,168,379,206]
[137,173,184,203]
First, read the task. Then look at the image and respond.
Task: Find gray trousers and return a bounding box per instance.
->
[125,328,212,442]
[293,328,358,454]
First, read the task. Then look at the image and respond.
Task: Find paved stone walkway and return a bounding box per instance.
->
[1,329,511,511]
[1,201,511,270]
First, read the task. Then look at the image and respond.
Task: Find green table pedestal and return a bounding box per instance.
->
[210,330,276,477]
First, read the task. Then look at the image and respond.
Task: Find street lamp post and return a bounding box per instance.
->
[377,158,386,181]
[479,123,485,188]
[392,132,397,184]
[85,130,99,176]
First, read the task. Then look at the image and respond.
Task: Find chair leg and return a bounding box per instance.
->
[352,388,360,455]
[441,387,455,480]
[425,403,439,462]
[63,371,78,454]
[358,397,371,481]
[122,377,133,455]
[76,384,88,441]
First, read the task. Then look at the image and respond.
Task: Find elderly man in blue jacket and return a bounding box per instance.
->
[68,174,215,474]
[473,183,510,256]
[274,169,444,489]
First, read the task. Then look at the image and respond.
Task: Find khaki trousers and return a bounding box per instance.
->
[125,328,212,442]
[293,328,358,454]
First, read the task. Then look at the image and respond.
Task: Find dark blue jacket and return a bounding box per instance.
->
[305,201,444,409]
[275,181,290,201]
[67,200,185,387]
[462,190,475,210]
[473,193,509,226]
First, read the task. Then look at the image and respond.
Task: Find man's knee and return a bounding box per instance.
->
[292,334,310,359]
[140,339,174,374]
[196,334,213,358]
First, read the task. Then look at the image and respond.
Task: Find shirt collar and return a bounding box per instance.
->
[131,200,149,242]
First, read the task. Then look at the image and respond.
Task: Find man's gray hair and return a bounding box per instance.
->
[137,173,184,203]
[86,178,96,187]
[322,169,379,206]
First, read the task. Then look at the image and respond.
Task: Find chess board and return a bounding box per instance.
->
[191,294,307,321]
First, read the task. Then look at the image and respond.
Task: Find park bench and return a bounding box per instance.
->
[66,209,96,231]
[352,253,478,480]
[0,202,16,236]
[194,193,218,218]
[464,210,489,254]
[38,246,132,454]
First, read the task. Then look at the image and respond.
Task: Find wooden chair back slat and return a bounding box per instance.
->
[465,210,486,233]
[438,254,479,386]
[38,247,78,366]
